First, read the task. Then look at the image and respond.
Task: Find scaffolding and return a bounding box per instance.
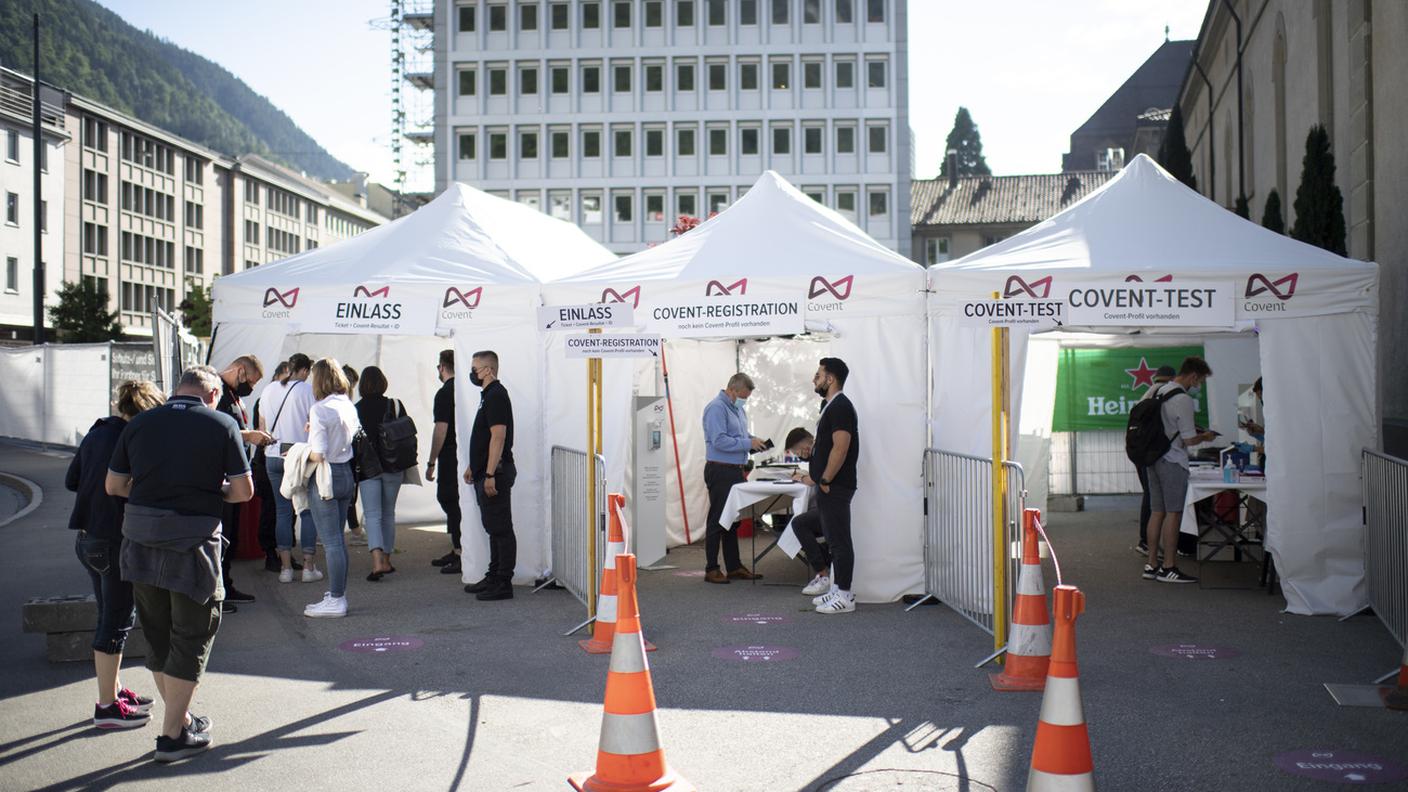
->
[383,0,434,213]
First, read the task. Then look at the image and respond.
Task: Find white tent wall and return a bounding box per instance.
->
[0,346,44,441]
[1261,312,1377,615]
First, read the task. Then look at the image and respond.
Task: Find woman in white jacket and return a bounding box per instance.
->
[303,359,362,618]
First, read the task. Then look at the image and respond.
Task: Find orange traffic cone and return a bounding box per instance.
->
[1027,585,1094,792]
[570,554,694,792]
[1386,642,1408,711]
[580,494,655,654]
[992,508,1052,692]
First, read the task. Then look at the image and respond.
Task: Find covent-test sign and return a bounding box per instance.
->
[951,275,1236,328]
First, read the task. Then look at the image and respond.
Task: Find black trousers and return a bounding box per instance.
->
[254,458,277,555]
[788,500,830,574]
[474,464,516,582]
[1137,465,1151,544]
[704,462,746,572]
[436,454,462,550]
[815,487,856,590]
[220,501,241,588]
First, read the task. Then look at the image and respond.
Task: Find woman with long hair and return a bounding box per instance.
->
[303,359,362,618]
[355,366,407,580]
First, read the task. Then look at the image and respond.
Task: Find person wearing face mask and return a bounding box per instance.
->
[1142,356,1217,585]
[791,358,860,613]
[215,355,274,610]
[460,350,518,601]
[701,373,767,584]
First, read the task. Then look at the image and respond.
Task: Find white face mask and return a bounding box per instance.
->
[1188,385,1201,398]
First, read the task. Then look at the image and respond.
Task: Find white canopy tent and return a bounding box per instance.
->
[930,154,1379,616]
[543,171,928,603]
[211,183,615,584]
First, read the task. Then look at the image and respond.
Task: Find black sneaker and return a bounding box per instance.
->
[1135,542,1149,556]
[431,551,457,568]
[440,556,463,575]
[264,554,282,573]
[463,578,491,594]
[1156,566,1199,584]
[94,699,150,730]
[224,587,256,604]
[219,601,238,615]
[1141,564,1157,580]
[186,712,211,734]
[475,581,514,601]
[154,727,212,762]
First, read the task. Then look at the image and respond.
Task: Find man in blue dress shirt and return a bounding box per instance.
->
[701,373,767,584]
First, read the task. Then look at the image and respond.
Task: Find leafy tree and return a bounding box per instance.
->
[48,280,122,342]
[1157,104,1197,190]
[1261,189,1285,234]
[177,279,213,337]
[1290,124,1347,255]
[940,107,991,178]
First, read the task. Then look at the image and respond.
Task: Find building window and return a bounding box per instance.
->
[835,0,852,23]
[803,60,822,89]
[583,2,600,29]
[676,126,696,156]
[551,129,569,158]
[551,2,568,28]
[614,193,633,223]
[5,192,17,225]
[740,127,759,155]
[244,179,260,205]
[614,64,632,92]
[804,0,820,23]
[709,191,729,214]
[245,220,260,245]
[458,68,477,96]
[772,125,791,155]
[836,190,856,218]
[678,192,697,217]
[836,124,856,153]
[707,0,725,25]
[489,4,507,31]
[185,200,204,229]
[83,222,108,256]
[676,61,695,91]
[83,169,109,203]
[741,0,758,23]
[867,123,887,153]
[867,0,884,22]
[551,65,570,93]
[645,127,664,156]
[771,0,788,23]
[645,63,664,91]
[458,5,476,31]
[740,61,759,90]
[185,245,204,274]
[521,66,538,95]
[459,132,477,160]
[614,128,633,157]
[1097,147,1125,172]
[868,190,888,217]
[583,128,602,158]
[645,1,663,26]
[520,130,539,159]
[646,193,665,221]
[803,125,823,154]
[772,60,790,90]
[867,58,887,88]
[708,127,727,156]
[708,62,726,91]
[582,65,601,93]
[5,129,17,162]
[614,0,631,27]
[520,2,538,30]
[677,0,694,26]
[5,257,17,292]
[82,118,109,152]
[489,67,507,95]
[489,131,507,159]
[835,59,855,89]
[550,191,571,220]
[925,237,951,265]
[185,155,203,184]
[582,193,603,224]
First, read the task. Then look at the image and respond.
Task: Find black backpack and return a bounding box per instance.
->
[378,399,419,472]
[1125,385,1184,466]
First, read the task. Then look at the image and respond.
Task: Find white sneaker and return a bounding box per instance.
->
[802,574,831,596]
[304,594,347,618]
[302,567,324,583]
[815,590,855,614]
[278,568,294,584]
[812,585,839,606]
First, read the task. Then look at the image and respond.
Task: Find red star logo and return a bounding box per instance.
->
[1126,357,1157,390]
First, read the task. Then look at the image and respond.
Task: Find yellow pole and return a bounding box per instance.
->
[990,294,1008,659]
[585,328,605,619]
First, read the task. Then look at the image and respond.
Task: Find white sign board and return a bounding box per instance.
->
[538,302,634,331]
[564,334,662,358]
[297,285,440,335]
[1062,280,1236,327]
[643,297,804,339]
[949,298,1065,329]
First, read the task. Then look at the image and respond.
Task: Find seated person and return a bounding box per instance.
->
[768,429,815,534]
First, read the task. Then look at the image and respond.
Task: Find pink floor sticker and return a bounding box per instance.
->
[1273,750,1408,784]
[1149,643,1241,660]
[723,613,790,625]
[712,645,800,663]
[338,636,424,654]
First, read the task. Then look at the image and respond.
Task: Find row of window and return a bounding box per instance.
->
[4,128,49,171]
[456,54,885,98]
[83,117,206,186]
[120,131,175,176]
[4,192,46,230]
[267,226,303,255]
[119,282,175,315]
[457,118,888,161]
[509,184,889,226]
[121,181,176,223]
[243,178,325,224]
[456,0,887,33]
[83,169,109,203]
[120,231,177,269]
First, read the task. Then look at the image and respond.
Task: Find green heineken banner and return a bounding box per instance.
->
[1053,346,1208,431]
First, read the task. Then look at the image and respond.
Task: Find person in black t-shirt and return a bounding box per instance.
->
[214,355,273,610]
[461,350,516,601]
[426,349,463,573]
[791,357,860,614]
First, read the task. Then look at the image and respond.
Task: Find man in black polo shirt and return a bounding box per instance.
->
[106,365,253,762]
[793,357,860,614]
[426,349,462,574]
[214,355,273,609]
[461,350,516,601]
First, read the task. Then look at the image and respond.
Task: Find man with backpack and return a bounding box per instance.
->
[1127,356,1216,584]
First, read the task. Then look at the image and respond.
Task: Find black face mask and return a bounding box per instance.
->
[468,371,483,388]
[235,381,254,398]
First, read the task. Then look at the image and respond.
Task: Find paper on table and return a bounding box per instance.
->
[777,525,802,559]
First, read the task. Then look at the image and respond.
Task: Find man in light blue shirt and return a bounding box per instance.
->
[702,373,767,584]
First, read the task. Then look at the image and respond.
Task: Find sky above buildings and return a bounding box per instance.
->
[95,0,1209,188]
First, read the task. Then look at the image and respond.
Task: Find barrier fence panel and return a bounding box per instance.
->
[911,448,1025,640]
[541,447,606,633]
[1362,449,1407,655]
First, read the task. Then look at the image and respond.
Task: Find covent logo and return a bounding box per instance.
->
[261,287,298,319]
[1124,274,1173,283]
[807,274,853,313]
[601,285,641,308]
[1003,275,1053,299]
[1242,272,1298,312]
[705,278,747,296]
[440,286,482,322]
[337,284,402,320]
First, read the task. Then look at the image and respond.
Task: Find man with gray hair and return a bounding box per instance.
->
[700,373,767,583]
[106,365,253,762]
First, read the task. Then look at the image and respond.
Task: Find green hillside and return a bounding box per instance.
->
[0,0,356,181]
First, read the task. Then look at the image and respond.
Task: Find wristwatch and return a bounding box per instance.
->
[819,477,831,486]
[485,475,495,480]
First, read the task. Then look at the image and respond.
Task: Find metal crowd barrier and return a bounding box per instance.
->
[537,446,606,634]
[909,448,1026,642]
[1361,449,1407,669]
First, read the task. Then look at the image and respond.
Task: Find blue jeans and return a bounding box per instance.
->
[307,461,355,598]
[266,455,316,554]
[358,471,405,554]
[75,533,136,655]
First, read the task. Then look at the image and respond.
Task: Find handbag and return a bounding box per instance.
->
[378,399,419,473]
[353,428,383,481]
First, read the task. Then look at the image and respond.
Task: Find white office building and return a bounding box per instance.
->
[431,0,911,255]
[1,69,67,342]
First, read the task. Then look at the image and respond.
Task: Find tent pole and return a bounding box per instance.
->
[661,344,692,544]
[990,295,1008,662]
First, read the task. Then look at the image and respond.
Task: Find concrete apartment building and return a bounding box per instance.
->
[0,69,67,342]
[431,0,911,255]
[1175,0,1408,452]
